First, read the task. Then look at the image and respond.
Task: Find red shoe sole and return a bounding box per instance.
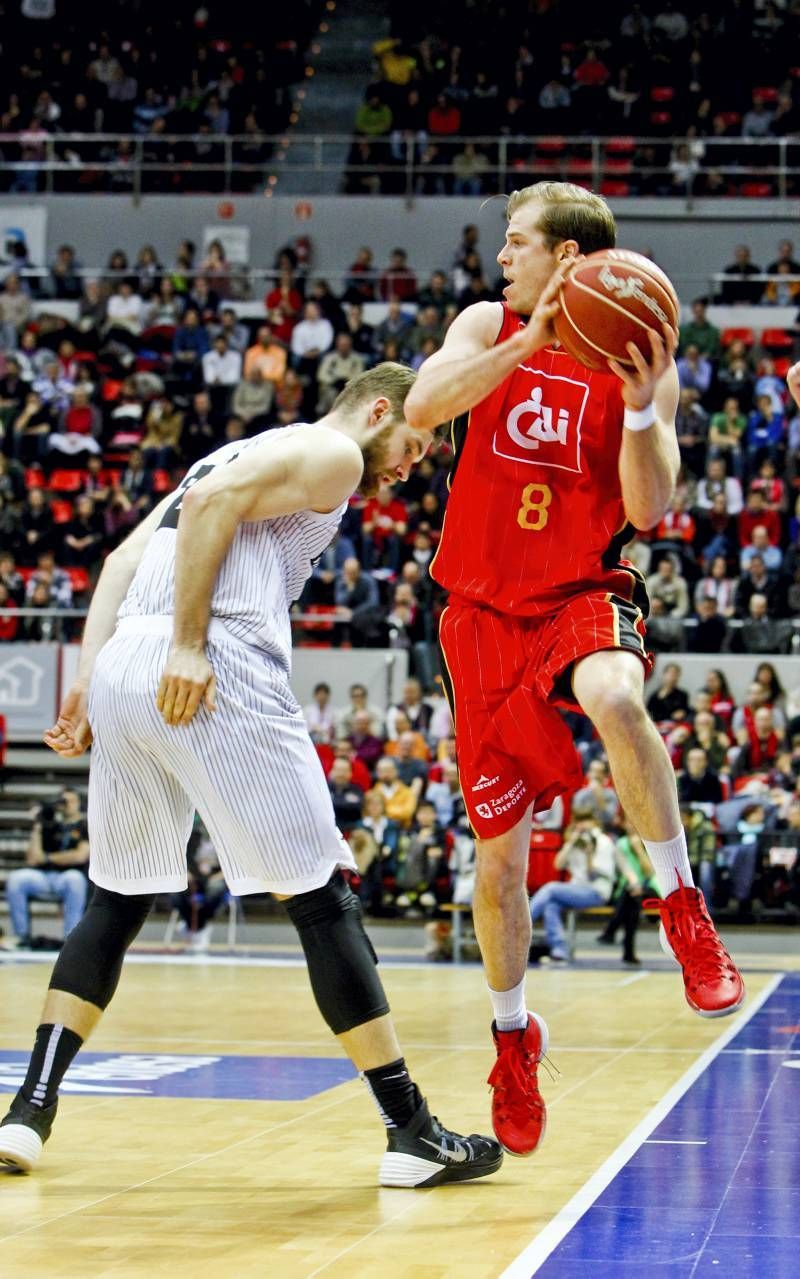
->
[687,986,746,1019]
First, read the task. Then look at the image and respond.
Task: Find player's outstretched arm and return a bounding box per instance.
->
[157,428,363,728]
[44,491,176,757]
[405,262,573,432]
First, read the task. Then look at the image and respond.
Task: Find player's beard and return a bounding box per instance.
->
[358,419,398,497]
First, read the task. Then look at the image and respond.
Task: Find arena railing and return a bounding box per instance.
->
[1,133,799,201]
[2,610,799,652]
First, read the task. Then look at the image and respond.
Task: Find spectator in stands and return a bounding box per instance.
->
[232,366,274,428]
[694,555,738,618]
[355,94,393,139]
[386,677,433,739]
[202,333,242,414]
[5,789,89,948]
[264,266,303,343]
[708,397,746,477]
[0,551,24,604]
[733,680,787,740]
[742,96,774,138]
[678,746,724,804]
[738,486,782,548]
[741,523,783,574]
[704,669,736,730]
[333,556,382,647]
[18,486,53,565]
[761,261,800,306]
[647,661,690,724]
[529,808,616,965]
[273,369,304,426]
[379,249,417,304]
[32,360,73,417]
[10,392,53,464]
[25,547,72,609]
[327,757,365,833]
[348,709,385,773]
[342,303,375,358]
[421,759,460,828]
[696,456,743,516]
[350,788,400,917]
[733,705,783,778]
[171,306,210,385]
[734,593,792,654]
[679,297,721,361]
[316,333,366,414]
[181,390,220,466]
[684,709,731,773]
[688,596,728,653]
[750,457,785,512]
[0,356,26,423]
[595,824,657,965]
[212,308,248,355]
[654,491,696,551]
[389,730,429,799]
[571,758,619,830]
[677,334,713,388]
[735,554,779,618]
[646,556,690,619]
[343,247,376,305]
[290,300,334,402]
[745,392,786,472]
[0,274,31,350]
[140,395,184,470]
[119,446,153,515]
[243,324,287,387]
[47,387,102,467]
[754,661,786,711]
[303,681,336,745]
[373,756,418,828]
[0,580,18,640]
[361,483,408,571]
[20,580,61,641]
[104,279,145,346]
[373,298,413,360]
[61,494,103,570]
[336,682,385,739]
[77,279,108,347]
[451,143,490,196]
[720,245,763,305]
[674,387,709,477]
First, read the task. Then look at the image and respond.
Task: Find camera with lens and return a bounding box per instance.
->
[571,830,597,853]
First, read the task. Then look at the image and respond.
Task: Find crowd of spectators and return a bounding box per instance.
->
[0,0,321,193]
[348,1,800,196]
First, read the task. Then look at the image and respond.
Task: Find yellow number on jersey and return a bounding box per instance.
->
[517,483,553,531]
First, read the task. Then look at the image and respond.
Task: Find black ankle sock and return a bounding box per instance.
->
[362,1057,422,1129]
[20,1024,83,1108]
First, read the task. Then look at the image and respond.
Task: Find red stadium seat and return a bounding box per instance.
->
[721,327,755,348]
[649,110,672,128]
[529,158,561,175]
[18,567,35,584]
[740,182,773,198]
[66,566,91,594]
[50,498,74,524]
[605,136,635,155]
[564,157,594,176]
[99,468,122,486]
[760,328,794,351]
[717,111,742,129]
[152,469,173,493]
[604,158,633,174]
[24,467,45,490]
[774,356,792,378]
[600,179,632,196]
[753,87,779,103]
[536,136,566,156]
[49,469,87,492]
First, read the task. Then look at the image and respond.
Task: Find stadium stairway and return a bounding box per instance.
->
[274,0,390,194]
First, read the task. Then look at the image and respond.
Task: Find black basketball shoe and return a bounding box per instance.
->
[0,1092,58,1172]
[379,1098,503,1187]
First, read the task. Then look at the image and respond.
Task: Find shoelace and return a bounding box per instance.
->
[487,1044,544,1120]
[644,877,734,984]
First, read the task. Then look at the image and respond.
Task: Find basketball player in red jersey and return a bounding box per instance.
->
[405,183,745,1159]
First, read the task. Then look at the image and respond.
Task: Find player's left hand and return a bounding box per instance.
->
[608,322,678,410]
[787,361,800,410]
[157,646,217,727]
[44,681,93,757]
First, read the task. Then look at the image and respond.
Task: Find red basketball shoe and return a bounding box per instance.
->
[487,1013,548,1157]
[645,878,745,1018]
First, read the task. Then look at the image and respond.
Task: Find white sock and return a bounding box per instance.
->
[488,976,528,1032]
[643,832,694,898]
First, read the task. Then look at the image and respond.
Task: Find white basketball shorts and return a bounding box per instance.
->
[87,616,356,896]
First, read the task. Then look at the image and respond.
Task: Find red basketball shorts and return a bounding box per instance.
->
[438,591,653,840]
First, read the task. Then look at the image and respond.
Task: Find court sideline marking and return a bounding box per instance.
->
[499,973,784,1278]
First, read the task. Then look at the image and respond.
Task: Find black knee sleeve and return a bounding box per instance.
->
[285,872,390,1035]
[49,886,155,1009]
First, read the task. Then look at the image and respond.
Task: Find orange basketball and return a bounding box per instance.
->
[553,249,679,372]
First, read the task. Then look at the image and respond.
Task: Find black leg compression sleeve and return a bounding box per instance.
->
[285,872,390,1035]
[48,887,155,1009]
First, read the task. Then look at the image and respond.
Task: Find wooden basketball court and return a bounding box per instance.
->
[1,939,797,1278]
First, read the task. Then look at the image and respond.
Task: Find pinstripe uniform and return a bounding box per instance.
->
[87,426,357,896]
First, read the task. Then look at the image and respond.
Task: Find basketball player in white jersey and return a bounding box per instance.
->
[0,363,502,1188]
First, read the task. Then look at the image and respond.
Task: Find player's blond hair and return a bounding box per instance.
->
[332,360,416,419]
[506,182,616,255]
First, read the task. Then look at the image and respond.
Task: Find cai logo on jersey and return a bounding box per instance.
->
[493,366,589,473]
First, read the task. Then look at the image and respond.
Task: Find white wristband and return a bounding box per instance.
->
[623,403,656,432]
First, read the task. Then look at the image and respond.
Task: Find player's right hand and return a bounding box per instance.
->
[787,361,800,410]
[523,257,580,354]
[44,682,93,757]
[157,646,217,727]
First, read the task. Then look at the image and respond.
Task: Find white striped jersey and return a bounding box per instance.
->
[118,424,347,671]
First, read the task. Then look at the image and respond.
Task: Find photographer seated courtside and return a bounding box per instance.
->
[4,789,90,950]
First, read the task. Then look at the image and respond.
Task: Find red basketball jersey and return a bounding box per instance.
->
[431,303,632,616]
